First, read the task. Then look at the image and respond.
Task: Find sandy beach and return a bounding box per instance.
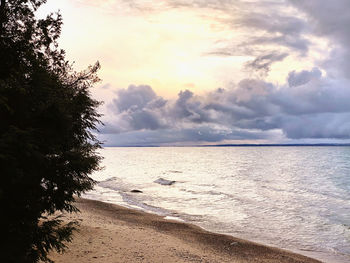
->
[49,198,321,263]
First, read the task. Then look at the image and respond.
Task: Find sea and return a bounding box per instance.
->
[84,146,350,263]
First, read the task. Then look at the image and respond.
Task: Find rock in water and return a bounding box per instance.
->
[131,189,143,193]
[154,178,176,185]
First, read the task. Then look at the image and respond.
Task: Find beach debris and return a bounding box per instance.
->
[154,178,176,185]
[130,189,143,193]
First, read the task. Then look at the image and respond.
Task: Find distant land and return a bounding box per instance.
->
[105,143,350,147]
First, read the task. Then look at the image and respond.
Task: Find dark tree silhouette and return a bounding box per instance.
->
[0,0,102,262]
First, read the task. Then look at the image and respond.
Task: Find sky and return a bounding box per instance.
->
[38,0,350,146]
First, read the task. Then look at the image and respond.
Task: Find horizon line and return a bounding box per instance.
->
[102,143,350,147]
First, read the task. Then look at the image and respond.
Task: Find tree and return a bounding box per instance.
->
[0,0,102,262]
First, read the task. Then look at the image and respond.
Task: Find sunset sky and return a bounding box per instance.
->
[39,0,350,146]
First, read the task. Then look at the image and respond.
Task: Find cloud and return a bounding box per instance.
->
[104,85,168,133]
[167,0,350,81]
[245,52,289,76]
[281,113,350,139]
[79,0,350,145]
[78,0,303,68]
[235,12,310,56]
[112,85,159,112]
[288,0,350,78]
[101,70,350,145]
[287,67,322,87]
[79,0,350,78]
[238,13,306,36]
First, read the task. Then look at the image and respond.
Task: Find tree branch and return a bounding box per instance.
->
[0,0,6,36]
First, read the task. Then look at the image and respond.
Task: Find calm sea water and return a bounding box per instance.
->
[84,147,350,263]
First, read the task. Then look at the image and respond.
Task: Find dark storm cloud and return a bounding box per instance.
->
[102,70,350,145]
[112,85,159,112]
[102,85,168,133]
[170,90,213,123]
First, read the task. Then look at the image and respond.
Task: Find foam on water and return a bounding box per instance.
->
[83,146,350,263]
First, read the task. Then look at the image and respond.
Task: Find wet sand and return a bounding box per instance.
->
[49,198,321,263]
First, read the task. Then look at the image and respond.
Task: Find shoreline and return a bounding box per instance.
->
[49,198,322,263]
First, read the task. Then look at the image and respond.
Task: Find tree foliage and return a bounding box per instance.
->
[0,0,102,261]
